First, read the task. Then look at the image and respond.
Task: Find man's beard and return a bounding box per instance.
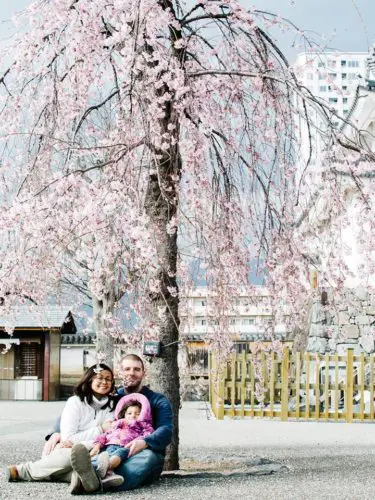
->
[123,379,142,393]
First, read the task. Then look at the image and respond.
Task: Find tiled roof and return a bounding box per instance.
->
[0,305,74,329]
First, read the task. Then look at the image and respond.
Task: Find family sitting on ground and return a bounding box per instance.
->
[6,354,172,494]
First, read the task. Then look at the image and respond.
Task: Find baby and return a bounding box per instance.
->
[90,392,154,478]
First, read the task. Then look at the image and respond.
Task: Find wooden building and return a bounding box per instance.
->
[0,306,76,401]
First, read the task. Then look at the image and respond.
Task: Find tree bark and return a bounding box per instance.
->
[92,294,116,369]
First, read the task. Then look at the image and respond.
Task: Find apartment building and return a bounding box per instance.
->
[293,51,369,188]
[180,286,288,342]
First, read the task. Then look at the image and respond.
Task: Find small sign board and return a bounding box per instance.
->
[143,340,161,357]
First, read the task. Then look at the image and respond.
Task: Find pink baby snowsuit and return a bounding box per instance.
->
[94,393,154,449]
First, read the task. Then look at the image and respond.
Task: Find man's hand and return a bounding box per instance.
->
[125,439,148,458]
[42,432,61,457]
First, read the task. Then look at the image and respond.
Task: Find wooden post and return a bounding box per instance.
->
[324,354,329,421]
[208,353,213,414]
[230,351,236,417]
[295,351,300,419]
[305,352,310,419]
[334,354,339,421]
[315,354,320,420]
[346,349,354,423]
[43,333,50,402]
[360,352,365,420]
[217,364,225,420]
[370,354,374,421]
[240,350,246,418]
[281,347,289,421]
[269,351,275,418]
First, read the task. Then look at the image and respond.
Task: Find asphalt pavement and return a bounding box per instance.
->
[1,400,375,499]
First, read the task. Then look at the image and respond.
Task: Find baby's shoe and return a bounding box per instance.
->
[101,471,124,490]
[96,451,110,479]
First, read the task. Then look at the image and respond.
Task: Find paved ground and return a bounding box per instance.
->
[1,400,375,499]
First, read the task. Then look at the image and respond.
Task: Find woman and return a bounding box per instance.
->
[6,363,123,493]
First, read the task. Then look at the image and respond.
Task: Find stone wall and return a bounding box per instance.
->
[307,287,375,354]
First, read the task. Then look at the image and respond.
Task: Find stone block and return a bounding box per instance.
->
[357,315,370,325]
[354,287,369,301]
[310,304,326,324]
[327,325,340,338]
[309,324,328,338]
[361,326,372,337]
[342,324,359,339]
[336,343,362,355]
[338,311,350,325]
[307,337,327,354]
[359,335,375,354]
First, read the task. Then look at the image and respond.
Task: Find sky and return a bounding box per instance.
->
[0,0,374,63]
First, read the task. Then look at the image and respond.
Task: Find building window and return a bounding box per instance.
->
[16,343,41,378]
[319,86,327,92]
[307,73,314,80]
[195,318,206,326]
[342,73,347,79]
[342,86,347,90]
[341,60,347,67]
[318,73,326,80]
[318,62,325,68]
[329,97,338,103]
[242,318,255,326]
[343,97,348,103]
[328,73,337,79]
[194,299,206,307]
[343,109,349,115]
[328,59,336,67]
[348,60,359,68]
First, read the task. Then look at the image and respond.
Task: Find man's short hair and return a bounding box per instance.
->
[120,353,145,371]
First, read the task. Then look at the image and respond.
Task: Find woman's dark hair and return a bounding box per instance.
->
[118,400,142,419]
[74,363,116,410]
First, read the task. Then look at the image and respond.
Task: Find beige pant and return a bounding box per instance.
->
[17,448,73,482]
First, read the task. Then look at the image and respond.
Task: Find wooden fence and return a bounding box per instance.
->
[209,348,375,421]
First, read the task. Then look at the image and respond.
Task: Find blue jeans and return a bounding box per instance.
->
[91,444,130,469]
[111,449,165,491]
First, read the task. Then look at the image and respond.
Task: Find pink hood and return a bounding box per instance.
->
[114,393,152,424]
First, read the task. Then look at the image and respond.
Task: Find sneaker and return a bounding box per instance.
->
[96,451,110,479]
[70,443,100,493]
[69,471,83,495]
[101,472,124,491]
[6,466,19,482]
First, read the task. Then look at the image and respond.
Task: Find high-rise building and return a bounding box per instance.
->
[294,51,368,121]
[292,51,369,193]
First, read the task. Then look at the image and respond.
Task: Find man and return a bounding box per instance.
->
[69,354,172,494]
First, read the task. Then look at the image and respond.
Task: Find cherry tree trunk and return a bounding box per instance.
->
[144,163,180,470]
[92,294,116,369]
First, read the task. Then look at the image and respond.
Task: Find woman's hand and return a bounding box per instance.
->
[42,432,61,457]
[60,440,74,448]
[101,420,114,432]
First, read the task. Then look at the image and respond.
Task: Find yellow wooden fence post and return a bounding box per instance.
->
[209,353,217,418]
[346,349,354,423]
[281,347,290,421]
[217,361,225,420]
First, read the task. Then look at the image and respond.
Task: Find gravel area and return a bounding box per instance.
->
[1,400,375,499]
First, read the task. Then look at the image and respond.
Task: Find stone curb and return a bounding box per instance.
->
[162,462,288,479]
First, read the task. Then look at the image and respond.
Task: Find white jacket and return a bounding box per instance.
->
[60,395,114,449]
